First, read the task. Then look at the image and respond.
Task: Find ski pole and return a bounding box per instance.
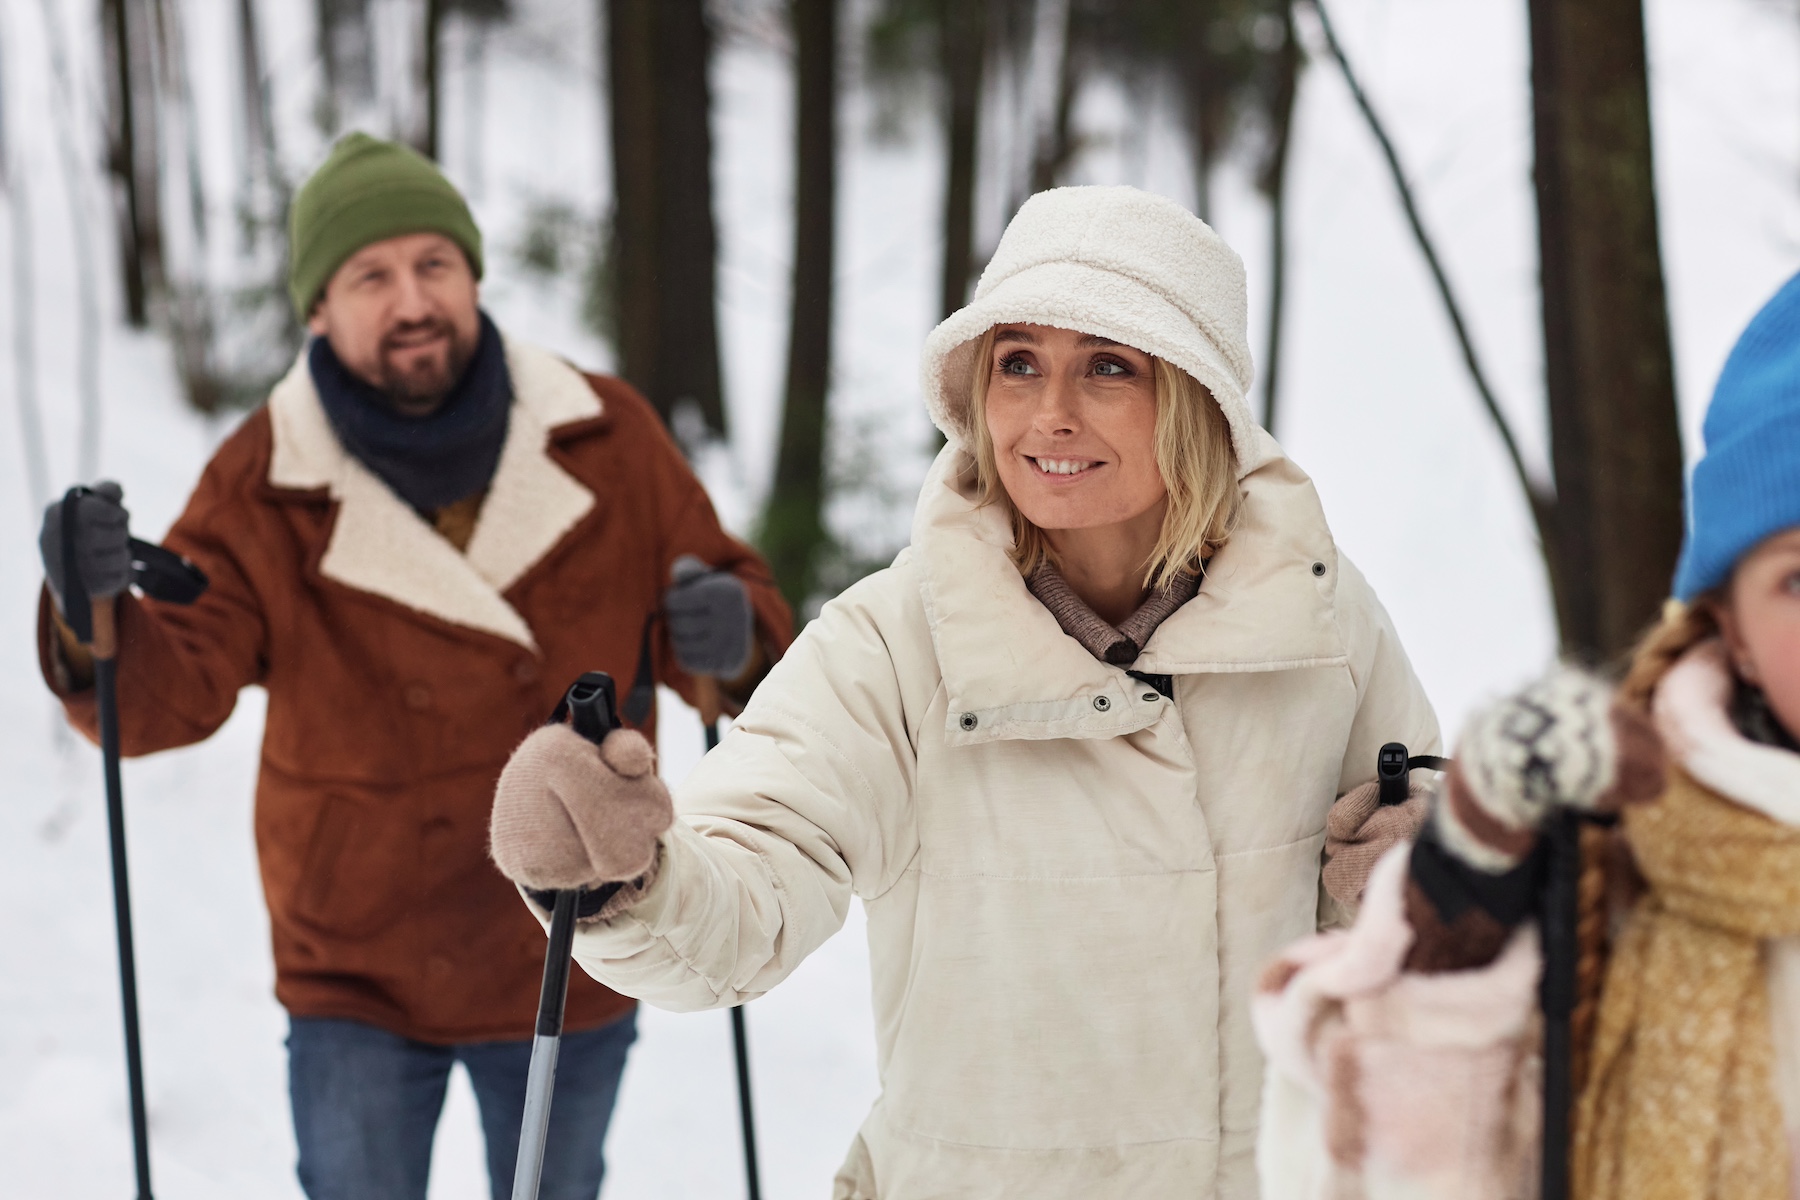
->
[513,672,620,1200]
[705,718,764,1200]
[92,594,153,1200]
[57,486,209,1200]
[1539,810,1581,1200]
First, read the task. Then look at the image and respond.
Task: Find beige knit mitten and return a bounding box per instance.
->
[490,725,674,899]
[1434,668,1664,874]
[1322,778,1431,907]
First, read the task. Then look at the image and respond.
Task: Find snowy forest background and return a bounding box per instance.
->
[2,0,1799,1196]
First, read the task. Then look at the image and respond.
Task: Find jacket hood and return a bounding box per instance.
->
[921,185,1270,477]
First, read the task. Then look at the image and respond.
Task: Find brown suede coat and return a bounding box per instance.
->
[38,338,792,1044]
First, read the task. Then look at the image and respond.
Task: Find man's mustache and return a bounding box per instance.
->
[380,319,454,356]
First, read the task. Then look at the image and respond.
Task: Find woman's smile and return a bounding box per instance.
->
[1027,455,1104,479]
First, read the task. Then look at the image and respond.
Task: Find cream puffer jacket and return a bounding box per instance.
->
[565,433,1438,1198]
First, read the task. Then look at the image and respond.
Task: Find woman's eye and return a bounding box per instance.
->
[1092,359,1129,377]
[998,355,1036,376]
[1783,570,1800,595]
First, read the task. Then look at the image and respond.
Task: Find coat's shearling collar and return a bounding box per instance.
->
[1655,639,1800,827]
[921,185,1272,477]
[266,336,601,651]
[912,441,1347,744]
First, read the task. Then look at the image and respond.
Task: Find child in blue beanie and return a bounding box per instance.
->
[1253,270,1800,1199]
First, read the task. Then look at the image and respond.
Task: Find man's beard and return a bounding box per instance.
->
[373,318,476,414]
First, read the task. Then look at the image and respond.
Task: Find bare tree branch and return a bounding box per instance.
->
[1309,0,1555,527]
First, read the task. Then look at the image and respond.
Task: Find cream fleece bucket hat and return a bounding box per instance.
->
[921,185,1266,476]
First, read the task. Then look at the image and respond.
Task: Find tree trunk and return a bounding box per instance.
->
[238,0,280,192]
[0,8,51,510]
[763,0,838,613]
[316,0,375,132]
[1028,0,1077,194]
[654,0,726,436]
[1528,0,1683,662]
[605,0,727,436]
[417,0,443,158]
[939,0,985,318]
[100,0,163,327]
[607,0,660,406]
[1177,11,1228,225]
[1257,1,1299,433]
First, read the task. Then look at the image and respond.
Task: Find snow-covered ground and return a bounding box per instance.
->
[2,0,1798,1196]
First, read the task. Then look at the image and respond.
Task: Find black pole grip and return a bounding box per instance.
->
[59,487,93,644]
[1376,742,1410,806]
[551,672,620,746]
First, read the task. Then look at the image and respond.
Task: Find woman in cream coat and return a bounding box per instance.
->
[489,185,1439,1198]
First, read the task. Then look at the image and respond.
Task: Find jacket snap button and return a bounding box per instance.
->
[1093,695,1110,711]
[959,713,978,731]
[1142,692,1159,702]
[1311,561,1327,577]
[403,683,433,711]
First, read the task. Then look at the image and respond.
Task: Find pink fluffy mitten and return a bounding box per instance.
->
[1323,777,1431,907]
[489,725,673,894]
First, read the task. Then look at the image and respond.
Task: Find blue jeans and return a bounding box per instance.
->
[287,1010,637,1200]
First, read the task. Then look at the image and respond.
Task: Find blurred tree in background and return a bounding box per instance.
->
[606,0,729,438]
[1311,0,1680,664]
[1527,0,1682,663]
[762,0,840,613]
[3,0,1689,640]
[866,0,1301,425]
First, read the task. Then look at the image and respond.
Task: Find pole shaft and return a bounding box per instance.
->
[1540,811,1581,1200]
[731,1004,762,1200]
[705,719,763,1200]
[96,649,154,1200]
[513,889,580,1200]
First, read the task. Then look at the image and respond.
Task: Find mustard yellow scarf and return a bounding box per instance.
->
[1575,768,1800,1199]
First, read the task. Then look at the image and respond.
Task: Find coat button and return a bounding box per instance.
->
[1093,695,1111,711]
[1142,692,1159,702]
[1312,561,1327,577]
[403,682,433,711]
[513,660,540,684]
[959,713,978,731]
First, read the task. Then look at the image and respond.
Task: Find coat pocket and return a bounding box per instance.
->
[291,792,414,940]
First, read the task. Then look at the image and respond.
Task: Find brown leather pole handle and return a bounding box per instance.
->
[693,675,723,728]
[90,594,119,662]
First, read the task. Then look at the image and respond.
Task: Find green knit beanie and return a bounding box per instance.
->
[287,132,484,317]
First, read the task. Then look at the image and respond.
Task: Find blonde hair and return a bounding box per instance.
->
[1572,595,1721,1091]
[1618,596,1725,716]
[964,326,1242,590]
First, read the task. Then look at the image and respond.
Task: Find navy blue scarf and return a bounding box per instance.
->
[310,312,511,513]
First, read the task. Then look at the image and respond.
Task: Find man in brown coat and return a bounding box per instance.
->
[35,134,792,1200]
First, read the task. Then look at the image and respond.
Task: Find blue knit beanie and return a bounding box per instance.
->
[1672,270,1800,601]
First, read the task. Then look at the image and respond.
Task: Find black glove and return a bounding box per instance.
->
[40,482,132,614]
[663,555,754,679]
